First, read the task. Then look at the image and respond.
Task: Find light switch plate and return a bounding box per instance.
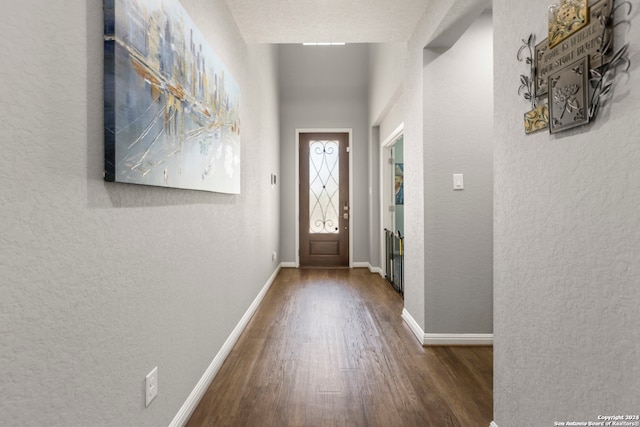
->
[453,174,464,190]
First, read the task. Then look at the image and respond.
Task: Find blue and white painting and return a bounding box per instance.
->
[104,0,241,193]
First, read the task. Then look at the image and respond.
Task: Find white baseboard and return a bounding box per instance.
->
[169,265,282,427]
[352,262,382,275]
[352,262,370,268]
[402,309,493,346]
[280,262,297,268]
[278,261,382,274]
[490,422,499,427]
[369,265,383,275]
[424,333,493,346]
[402,308,425,345]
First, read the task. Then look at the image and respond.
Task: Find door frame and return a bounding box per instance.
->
[295,128,353,268]
[379,123,404,275]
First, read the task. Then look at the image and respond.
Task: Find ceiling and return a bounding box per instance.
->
[224,0,432,44]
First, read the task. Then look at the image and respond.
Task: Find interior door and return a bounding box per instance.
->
[299,132,349,267]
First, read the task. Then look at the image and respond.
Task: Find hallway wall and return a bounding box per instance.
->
[422,11,493,334]
[0,1,280,426]
[494,0,640,425]
[278,44,370,265]
[369,0,492,336]
[368,44,407,272]
[369,43,406,128]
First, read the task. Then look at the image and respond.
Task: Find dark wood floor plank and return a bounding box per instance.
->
[186,268,493,427]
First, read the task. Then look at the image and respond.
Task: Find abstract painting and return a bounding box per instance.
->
[104,0,241,193]
[395,163,404,205]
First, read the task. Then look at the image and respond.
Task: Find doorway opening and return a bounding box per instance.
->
[380,127,404,294]
[296,129,353,267]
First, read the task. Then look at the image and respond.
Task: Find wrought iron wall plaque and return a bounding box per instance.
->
[535,0,614,97]
[548,0,589,48]
[524,104,551,134]
[549,57,589,133]
[518,0,632,135]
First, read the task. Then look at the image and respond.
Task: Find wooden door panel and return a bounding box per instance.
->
[309,240,340,256]
[300,132,349,267]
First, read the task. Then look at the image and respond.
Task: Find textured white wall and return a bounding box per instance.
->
[379,100,404,147]
[494,0,640,425]
[400,0,449,331]
[369,43,407,126]
[278,44,370,265]
[0,1,280,426]
[391,0,490,332]
[368,43,406,271]
[423,11,493,334]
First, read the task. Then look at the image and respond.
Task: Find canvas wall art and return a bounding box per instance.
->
[104,0,241,193]
[395,163,404,205]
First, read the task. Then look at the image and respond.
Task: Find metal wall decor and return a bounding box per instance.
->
[549,56,589,132]
[524,103,551,134]
[518,0,632,135]
[548,0,589,48]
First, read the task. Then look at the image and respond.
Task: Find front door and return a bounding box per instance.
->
[299,132,349,267]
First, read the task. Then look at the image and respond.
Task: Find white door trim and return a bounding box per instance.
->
[379,123,404,276]
[295,129,353,268]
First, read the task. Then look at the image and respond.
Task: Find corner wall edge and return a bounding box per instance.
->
[402,308,426,345]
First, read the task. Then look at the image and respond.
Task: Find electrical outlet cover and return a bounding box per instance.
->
[145,367,158,407]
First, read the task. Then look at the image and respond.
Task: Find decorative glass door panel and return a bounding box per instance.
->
[309,140,340,234]
[299,132,349,267]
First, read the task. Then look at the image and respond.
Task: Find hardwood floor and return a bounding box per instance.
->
[186,268,492,427]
